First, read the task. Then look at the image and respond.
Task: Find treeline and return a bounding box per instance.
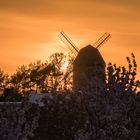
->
[0,53,73,101]
[0,53,139,102]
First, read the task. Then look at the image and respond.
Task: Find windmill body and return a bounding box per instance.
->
[73,45,106,93]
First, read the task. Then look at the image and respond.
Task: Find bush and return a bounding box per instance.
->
[0,100,40,140]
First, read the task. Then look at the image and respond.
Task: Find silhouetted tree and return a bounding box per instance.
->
[48,53,74,91]
[10,65,30,95]
[0,69,9,91]
[28,60,54,93]
[106,53,140,95]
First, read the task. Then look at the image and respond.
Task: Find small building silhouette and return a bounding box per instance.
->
[73,45,106,93]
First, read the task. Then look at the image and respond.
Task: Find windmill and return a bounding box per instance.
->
[58,31,111,91]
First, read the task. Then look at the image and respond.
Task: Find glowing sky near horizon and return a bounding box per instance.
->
[0,0,140,78]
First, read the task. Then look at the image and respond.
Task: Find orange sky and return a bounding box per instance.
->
[0,0,140,78]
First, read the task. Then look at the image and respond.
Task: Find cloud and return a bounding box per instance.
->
[0,0,139,19]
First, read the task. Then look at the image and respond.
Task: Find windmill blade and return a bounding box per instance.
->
[60,31,79,53]
[58,34,77,56]
[58,31,79,56]
[93,32,111,49]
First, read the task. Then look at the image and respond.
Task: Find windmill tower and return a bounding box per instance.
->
[58,31,111,93]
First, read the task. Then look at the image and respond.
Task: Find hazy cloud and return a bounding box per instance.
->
[0,0,139,19]
[0,0,140,74]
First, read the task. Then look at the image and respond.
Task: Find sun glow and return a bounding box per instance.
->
[62,60,69,72]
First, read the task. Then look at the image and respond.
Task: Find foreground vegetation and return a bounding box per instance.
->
[0,53,140,140]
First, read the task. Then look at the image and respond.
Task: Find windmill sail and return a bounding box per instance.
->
[93,32,111,49]
[58,31,79,56]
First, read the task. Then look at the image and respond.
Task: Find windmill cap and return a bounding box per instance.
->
[74,45,105,66]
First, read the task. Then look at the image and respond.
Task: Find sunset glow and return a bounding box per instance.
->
[62,61,69,72]
[0,0,140,78]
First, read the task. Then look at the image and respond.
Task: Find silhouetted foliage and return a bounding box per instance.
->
[0,53,73,101]
[0,100,40,140]
[0,69,9,91]
[106,53,140,95]
[0,53,140,140]
[31,91,140,140]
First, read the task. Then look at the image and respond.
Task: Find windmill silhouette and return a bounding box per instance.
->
[58,31,111,91]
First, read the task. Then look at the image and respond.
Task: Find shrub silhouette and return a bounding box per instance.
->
[0,53,140,140]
